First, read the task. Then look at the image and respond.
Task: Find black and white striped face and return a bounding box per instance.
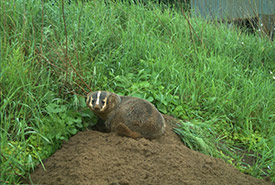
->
[86,91,109,112]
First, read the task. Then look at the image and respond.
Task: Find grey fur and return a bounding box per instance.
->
[86,91,166,139]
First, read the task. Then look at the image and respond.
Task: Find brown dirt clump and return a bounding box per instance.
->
[30,118,272,185]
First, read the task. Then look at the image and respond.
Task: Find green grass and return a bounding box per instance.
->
[1,0,274,184]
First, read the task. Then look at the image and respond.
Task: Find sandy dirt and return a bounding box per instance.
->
[30,117,273,185]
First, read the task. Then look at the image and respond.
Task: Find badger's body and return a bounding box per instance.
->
[86,91,166,139]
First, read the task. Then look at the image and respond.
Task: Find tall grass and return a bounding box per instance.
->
[1,0,274,183]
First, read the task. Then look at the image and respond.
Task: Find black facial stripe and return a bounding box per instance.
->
[100,91,107,101]
[92,93,98,104]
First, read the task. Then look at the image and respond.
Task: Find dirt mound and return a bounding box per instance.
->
[30,119,272,185]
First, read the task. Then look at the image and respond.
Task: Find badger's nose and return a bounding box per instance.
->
[93,104,100,111]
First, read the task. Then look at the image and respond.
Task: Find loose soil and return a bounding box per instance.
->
[30,116,273,185]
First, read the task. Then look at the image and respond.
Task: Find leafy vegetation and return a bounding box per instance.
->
[1,0,274,184]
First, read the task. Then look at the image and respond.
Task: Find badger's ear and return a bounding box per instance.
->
[108,93,121,108]
[104,92,111,105]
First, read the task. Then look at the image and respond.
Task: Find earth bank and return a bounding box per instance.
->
[30,119,272,185]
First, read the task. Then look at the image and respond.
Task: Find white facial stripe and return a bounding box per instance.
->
[89,97,93,107]
[101,97,107,110]
[96,91,101,105]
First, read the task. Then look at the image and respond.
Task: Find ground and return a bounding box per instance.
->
[30,117,273,185]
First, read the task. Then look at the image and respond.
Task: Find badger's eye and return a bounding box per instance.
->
[101,100,105,104]
[91,100,95,104]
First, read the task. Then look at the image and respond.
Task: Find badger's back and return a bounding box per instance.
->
[109,97,166,139]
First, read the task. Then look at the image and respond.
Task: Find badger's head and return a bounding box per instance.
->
[86,91,121,113]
